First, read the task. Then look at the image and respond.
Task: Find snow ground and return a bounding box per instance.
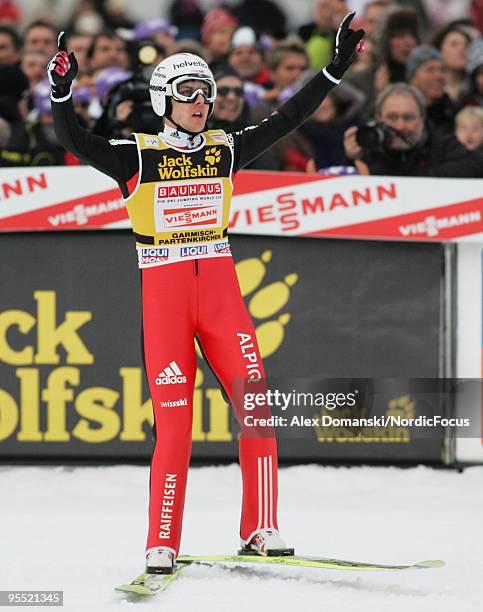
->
[0,464,481,612]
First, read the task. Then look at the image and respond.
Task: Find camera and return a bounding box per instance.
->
[106,76,159,135]
[355,121,393,149]
[101,39,166,137]
[116,78,151,105]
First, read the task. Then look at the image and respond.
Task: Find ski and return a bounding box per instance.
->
[176,554,445,572]
[115,554,444,596]
[115,563,189,596]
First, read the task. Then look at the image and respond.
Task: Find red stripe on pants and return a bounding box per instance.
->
[142,257,279,553]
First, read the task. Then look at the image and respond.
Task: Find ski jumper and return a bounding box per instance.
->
[129,128,275,553]
[51,69,338,554]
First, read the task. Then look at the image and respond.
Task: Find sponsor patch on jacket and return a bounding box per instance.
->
[144,135,160,147]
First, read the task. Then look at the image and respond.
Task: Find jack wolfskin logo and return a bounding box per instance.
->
[205,148,221,166]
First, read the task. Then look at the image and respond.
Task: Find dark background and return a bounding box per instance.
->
[0,231,444,462]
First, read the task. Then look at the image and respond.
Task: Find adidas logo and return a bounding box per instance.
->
[155,361,187,385]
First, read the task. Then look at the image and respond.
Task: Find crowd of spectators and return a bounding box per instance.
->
[0,0,482,176]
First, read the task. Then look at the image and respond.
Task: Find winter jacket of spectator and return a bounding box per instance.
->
[426,92,458,136]
[358,128,483,178]
[297,24,335,71]
[1,120,80,166]
[300,115,364,169]
[232,0,287,38]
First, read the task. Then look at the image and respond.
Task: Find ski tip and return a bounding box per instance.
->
[115,585,153,596]
[414,560,445,569]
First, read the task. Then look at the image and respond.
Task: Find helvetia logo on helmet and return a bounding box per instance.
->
[172,59,207,70]
[156,361,187,385]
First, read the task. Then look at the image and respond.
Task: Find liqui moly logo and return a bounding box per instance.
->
[139,247,169,265]
[180,245,208,257]
[214,241,231,254]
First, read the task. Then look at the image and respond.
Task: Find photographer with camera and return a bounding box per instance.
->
[93,76,159,139]
[343,82,483,177]
[92,40,166,139]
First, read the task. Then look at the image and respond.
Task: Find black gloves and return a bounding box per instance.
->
[47,31,78,101]
[325,12,365,81]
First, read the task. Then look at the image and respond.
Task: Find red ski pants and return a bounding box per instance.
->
[142,257,279,554]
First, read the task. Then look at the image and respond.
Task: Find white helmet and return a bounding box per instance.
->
[149,53,217,118]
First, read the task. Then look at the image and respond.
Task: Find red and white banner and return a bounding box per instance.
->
[0,167,481,242]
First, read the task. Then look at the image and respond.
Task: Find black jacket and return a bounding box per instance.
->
[426,93,458,136]
[360,129,483,178]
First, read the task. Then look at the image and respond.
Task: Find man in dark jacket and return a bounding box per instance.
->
[343,82,482,177]
[406,45,457,136]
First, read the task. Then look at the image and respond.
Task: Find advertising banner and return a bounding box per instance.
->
[0,231,444,462]
[456,243,483,462]
[0,167,481,241]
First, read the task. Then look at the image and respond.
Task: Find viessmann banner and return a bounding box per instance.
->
[0,231,444,462]
[0,167,481,241]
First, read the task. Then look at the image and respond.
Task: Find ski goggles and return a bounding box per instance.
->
[169,76,217,104]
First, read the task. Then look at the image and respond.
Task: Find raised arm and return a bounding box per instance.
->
[48,32,138,197]
[231,13,364,172]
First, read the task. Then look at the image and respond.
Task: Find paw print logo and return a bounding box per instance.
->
[205,147,221,165]
[194,250,298,385]
[236,250,298,358]
[386,394,416,419]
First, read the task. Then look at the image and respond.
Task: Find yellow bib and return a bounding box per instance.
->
[125,130,233,268]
